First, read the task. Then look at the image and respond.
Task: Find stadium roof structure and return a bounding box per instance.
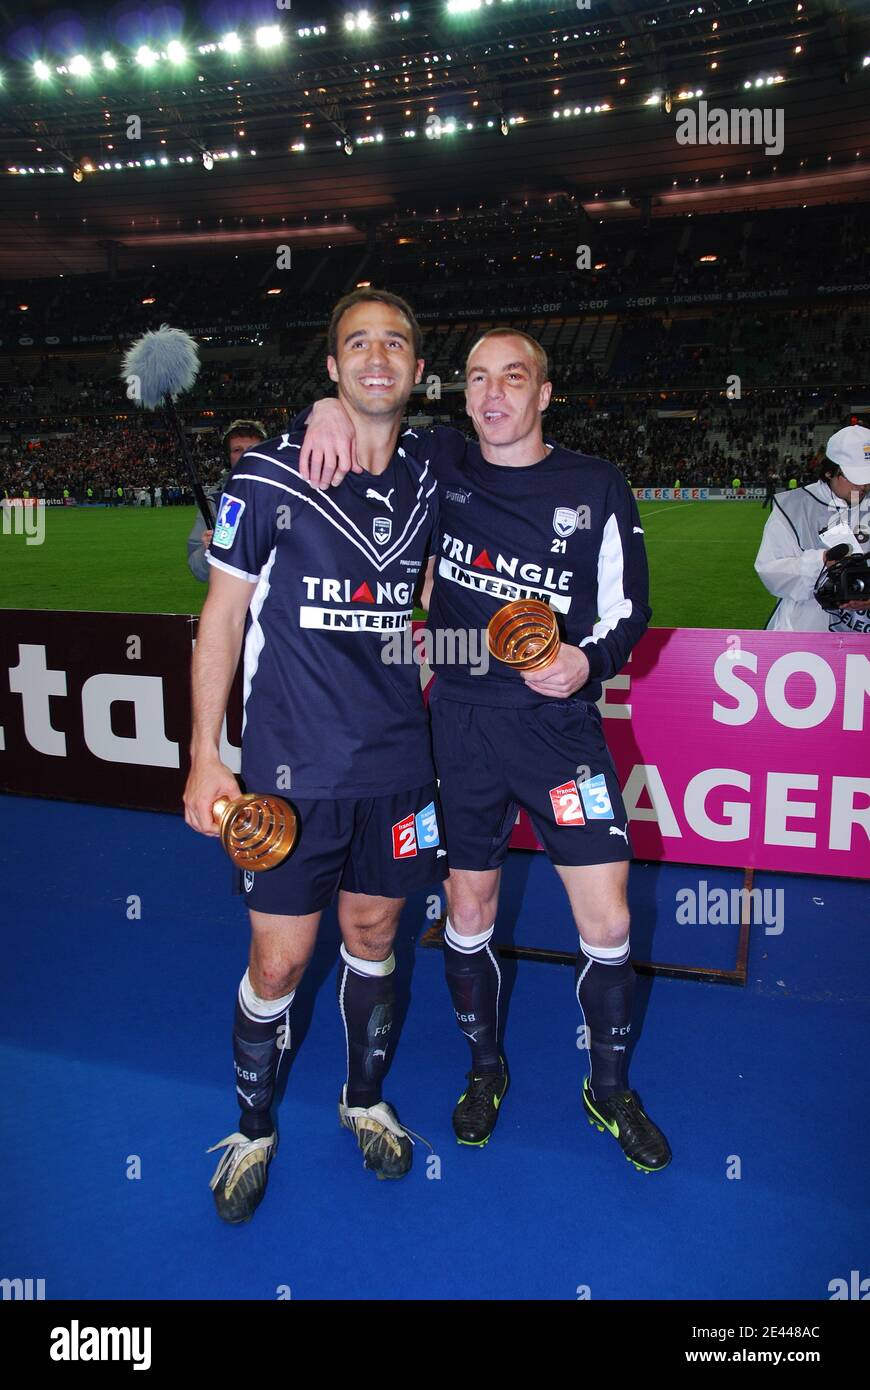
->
[1,0,869,276]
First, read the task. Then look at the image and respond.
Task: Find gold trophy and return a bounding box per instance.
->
[486,599,560,672]
[212,794,298,871]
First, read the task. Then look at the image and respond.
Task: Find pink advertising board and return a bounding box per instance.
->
[507,628,870,879]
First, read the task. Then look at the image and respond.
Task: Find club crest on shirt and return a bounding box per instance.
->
[553,506,579,538]
[213,494,245,548]
[373,516,392,545]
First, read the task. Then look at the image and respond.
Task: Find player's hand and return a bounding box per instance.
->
[201,529,214,548]
[184,756,242,837]
[842,599,870,611]
[298,398,361,489]
[522,643,590,698]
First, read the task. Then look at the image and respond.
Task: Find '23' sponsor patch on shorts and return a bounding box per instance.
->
[429,693,632,870]
[240,782,447,915]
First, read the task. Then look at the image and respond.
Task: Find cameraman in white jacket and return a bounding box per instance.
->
[754,425,870,633]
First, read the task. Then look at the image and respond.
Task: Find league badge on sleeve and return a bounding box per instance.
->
[579,773,614,820]
[213,494,246,548]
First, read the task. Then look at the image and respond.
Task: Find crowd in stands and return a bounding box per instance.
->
[1,383,851,501]
[1,201,867,501]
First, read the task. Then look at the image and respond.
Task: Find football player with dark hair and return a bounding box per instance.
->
[184,290,446,1221]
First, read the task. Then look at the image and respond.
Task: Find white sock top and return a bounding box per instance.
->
[238,968,296,1021]
[444,917,495,952]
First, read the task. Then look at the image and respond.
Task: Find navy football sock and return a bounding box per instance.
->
[233,971,295,1140]
[338,945,396,1110]
[443,918,502,1072]
[575,937,635,1101]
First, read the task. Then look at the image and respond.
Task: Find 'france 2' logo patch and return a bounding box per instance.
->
[213,494,245,549]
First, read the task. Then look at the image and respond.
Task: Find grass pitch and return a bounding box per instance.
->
[1,500,775,630]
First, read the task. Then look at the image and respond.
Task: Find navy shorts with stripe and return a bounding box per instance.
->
[240,782,447,916]
[429,693,632,870]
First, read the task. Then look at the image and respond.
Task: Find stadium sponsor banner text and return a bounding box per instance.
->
[0,611,242,814]
[3,282,870,351]
[632,487,766,501]
[0,613,867,878]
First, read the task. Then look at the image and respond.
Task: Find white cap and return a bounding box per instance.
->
[825,425,870,485]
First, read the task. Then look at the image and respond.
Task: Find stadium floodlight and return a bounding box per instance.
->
[69,55,91,77]
[102,52,117,70]
[34,60,51,80]
[220,32,242,53]
[136,46,158,67]
[255,25,283,49]
[167,41,186,64]
[345,11,373,31]
[645,91,661,105]
[447,0,482,11]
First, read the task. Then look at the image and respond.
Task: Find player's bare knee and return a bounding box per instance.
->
[341,910,399,960]
[576,912,631,950]
[447,895,497,936]
[250,958,306,997]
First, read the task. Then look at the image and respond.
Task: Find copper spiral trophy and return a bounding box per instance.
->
[486,599,560,672]
[212,794,298,871]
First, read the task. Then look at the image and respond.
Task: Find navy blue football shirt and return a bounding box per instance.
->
[403,425,651,707]
[207,428,439,797]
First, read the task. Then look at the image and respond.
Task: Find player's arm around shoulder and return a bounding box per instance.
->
[295,399,361,488]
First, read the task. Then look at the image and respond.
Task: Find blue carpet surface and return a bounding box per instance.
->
[1,795,867,1300]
